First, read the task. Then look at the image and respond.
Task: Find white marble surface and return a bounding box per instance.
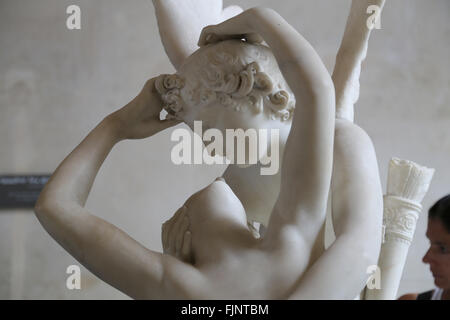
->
[0,0,449,299]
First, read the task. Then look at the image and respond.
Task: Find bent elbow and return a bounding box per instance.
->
[34,194,49,217]
[33,196,56,234]
[34,193,59,219]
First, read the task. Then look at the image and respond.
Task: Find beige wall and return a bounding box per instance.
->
[0,0,448,299]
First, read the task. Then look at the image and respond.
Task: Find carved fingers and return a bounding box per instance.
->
[198,10,264,47]
[221,5,244,21]
[161,206,193,263]
[199,27,263,47]
[180,230,192,263]
[161,207,181,254]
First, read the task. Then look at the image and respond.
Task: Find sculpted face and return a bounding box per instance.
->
[155,40,295,163]
[423,218,450,290]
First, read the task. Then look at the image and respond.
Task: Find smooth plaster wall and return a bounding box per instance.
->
[0,0,448,299]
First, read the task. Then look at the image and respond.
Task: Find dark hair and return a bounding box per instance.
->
[428,194,450,233]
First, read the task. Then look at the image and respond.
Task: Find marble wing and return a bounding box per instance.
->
[332,0,386,122]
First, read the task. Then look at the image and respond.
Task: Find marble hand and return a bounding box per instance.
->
[152,0,243,70]
[162,206,193,263]
[197,9,264,47]
[109,77,180,140]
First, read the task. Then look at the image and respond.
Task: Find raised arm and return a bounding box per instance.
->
[152,0,243,70]
[199,8,335,247]
[34,78,180,299]
[288,119,383,299]
[196,10,335,274]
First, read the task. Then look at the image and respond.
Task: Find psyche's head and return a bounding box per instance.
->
[155,40,295,160]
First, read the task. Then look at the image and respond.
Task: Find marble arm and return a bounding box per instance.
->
[298,0,386,296]
[34,80,181,299]
[248,9,335,246]
[288,119,383,299]
[152,0,243,70]
[293,0,386,270]
[198,5,335,266]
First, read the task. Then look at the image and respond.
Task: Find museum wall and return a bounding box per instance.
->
[0,0,448,299]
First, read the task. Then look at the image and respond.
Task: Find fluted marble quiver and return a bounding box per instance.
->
[365,158,434,300]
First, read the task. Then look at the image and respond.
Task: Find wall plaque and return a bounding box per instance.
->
[0,175,50,209]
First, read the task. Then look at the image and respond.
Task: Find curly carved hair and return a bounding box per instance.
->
[155,40,296,122]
